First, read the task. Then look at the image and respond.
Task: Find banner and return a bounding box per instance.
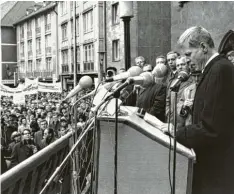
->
[38,82,62,93]
[13,92,26,105]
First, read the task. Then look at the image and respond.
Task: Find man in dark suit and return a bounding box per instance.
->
[162,26,234,194]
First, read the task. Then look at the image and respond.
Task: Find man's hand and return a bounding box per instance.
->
[160,123,175,137]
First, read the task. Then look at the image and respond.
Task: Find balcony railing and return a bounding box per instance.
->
[45,24,51,32]
[83,61,94,72]
[62,64,69,74]
[28,50,32,58]
[46,47,51,56]
[36,27,41,35]
[27,31,32,38]
[18,71,53,78]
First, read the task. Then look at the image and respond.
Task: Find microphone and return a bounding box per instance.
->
[170,71,189,91]
[126,72,154,88]
[105,66,143,82]
[63,76,93,101]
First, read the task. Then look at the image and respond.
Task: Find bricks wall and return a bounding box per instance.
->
[171,1,234,50]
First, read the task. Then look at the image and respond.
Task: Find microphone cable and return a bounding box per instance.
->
[167,90,173,194]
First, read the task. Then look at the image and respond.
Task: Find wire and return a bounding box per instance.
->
[168,91,173,194]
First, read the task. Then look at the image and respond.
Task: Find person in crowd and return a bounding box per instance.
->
[34,119,48,148]
[50,113,60,138]
[155,55,167,66]
[226,50,234,64]
[10,129,38,168]
[7,131,21,157]
[177,62,202,127]
[39,128,57,149]
[165,56,193,123]
[161,26,234,194]
[136,64,168,121]
[135,56,146,68]
[3,114,18,145]
[18,117,30,134]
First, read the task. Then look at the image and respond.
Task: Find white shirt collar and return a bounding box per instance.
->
[202,52,219,72]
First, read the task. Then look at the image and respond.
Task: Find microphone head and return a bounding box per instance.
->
[152,63,168,78]
[178,71,189,81]
[140,72,154,87]
[79,76,93,89]
[128,66,143,77]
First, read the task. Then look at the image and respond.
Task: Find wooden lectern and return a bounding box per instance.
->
[94,106,196,194]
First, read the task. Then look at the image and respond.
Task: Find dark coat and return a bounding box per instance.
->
[136,82,166,122]
[177,55,234,194]
[10,140,37,168]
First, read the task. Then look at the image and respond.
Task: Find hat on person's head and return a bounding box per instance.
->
[106,66,117,78]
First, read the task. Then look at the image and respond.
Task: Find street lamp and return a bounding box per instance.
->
[98,51,106,82]
[120,1,134,70]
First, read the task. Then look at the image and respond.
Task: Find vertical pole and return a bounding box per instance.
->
[122,17,132,70]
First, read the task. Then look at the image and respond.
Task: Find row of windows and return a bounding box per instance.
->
[20,13,51,38]
[20,34,51,55]
[20,58,52,72]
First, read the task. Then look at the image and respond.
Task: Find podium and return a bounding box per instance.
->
[95,106,196,194]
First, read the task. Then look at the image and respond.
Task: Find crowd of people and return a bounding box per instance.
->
[1,89,93,174]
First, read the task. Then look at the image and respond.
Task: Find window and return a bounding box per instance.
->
[36,38,41,52]
[36,17,40,28]
[45,13,51,31]
[70,1,73,11]
[62,50,68,64]
[46,58,52,70]
[83,43,94,71]
[76,17,79,36]
[112,3,119,25]
[28,60,33,72]
[20,61,25,72]
[27,20,32,32]
[61,1,67,15]
[45,34,51,48]
[36,59,41,71]
[112,39,120,61]
[28,40,32,51]
[20,25,24,39]
[61,23,67,40]
[20,43,24,55]
[76,46,80,62]
[71,20,73,38]
[83,10,93,33]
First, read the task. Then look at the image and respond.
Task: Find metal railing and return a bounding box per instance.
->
[1,125,94,194]
[18,71,53,78]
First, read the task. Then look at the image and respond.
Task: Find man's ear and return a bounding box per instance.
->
[200,42,208,54]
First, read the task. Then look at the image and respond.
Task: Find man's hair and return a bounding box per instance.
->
[135,56,145,62]
[167,51,180,57]
[156,55,166,61]
[177,26,215,48]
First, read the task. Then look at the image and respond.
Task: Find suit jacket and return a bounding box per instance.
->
[177,55,234,194]
[136,82,166,122]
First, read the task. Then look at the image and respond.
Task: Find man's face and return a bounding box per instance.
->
[53,115,58,122]
[176,57,189,73]
[22,118,26,125]
[167,54,177,70]
[180,43,205,71]
[40,121,47,130]
[37,118,42,125]
[226,51,234,65]
[135,58,145,68]
[23,130,31,141]
[156,57,166,66]
[61,121,67,127]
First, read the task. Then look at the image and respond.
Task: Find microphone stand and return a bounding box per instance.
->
[170,84,180,194]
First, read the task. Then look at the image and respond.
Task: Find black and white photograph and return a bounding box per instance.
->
[0,1,234,194]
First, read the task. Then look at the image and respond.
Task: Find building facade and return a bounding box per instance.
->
[58,1,105,90]
[1,1,35,86]
[14,2,58,83]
